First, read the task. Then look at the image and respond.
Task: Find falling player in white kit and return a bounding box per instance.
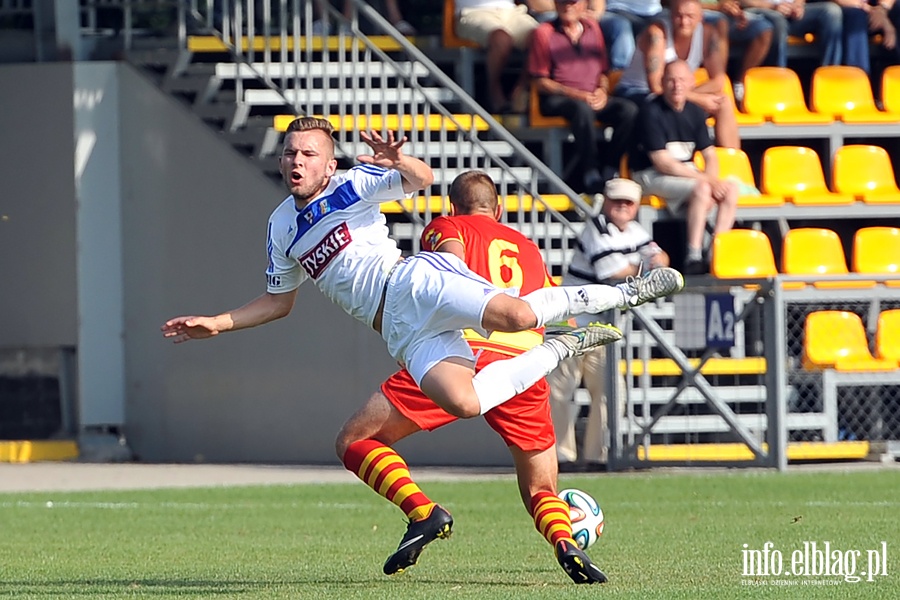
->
[161,116,684,419]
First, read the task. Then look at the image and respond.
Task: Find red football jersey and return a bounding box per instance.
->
[421,213,552,355]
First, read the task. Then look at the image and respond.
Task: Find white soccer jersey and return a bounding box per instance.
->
[265,164,408,327]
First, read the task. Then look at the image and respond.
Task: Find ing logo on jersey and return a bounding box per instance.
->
[304,212,315,224]
[424,229,442,249]
[319,199,330,215]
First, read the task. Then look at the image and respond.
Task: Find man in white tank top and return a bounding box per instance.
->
[614,0,740,148]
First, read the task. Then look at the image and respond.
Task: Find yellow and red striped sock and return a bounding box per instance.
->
[531,491,575,547]
[342,439,435,522]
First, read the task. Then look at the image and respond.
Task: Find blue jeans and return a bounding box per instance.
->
[601,12,635,71]
[841,6,870,73]
[749,3,842,68]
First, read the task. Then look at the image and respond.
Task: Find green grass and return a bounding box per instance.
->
[0,469,897,599]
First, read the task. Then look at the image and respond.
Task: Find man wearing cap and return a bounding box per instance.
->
[548,177,670,470]
[527,0,639,193]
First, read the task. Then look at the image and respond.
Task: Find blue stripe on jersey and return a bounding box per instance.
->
[266,221,275,272]
[415,251,487,285]
[285,179,361,257]
[354,163,388,176]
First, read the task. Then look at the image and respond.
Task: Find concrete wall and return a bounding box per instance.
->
[0,62,511,466]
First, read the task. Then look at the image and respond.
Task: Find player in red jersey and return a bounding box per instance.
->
[336,171,609,584]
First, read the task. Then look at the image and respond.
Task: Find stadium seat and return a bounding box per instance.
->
[529,82,568,128]
[811,66,900,123]
[782,228,875,289]
[881,65,900,113]
[695,147,783,207]
[876,309,900,363]
[832,145,900,204]
[762,146,854,206]
[803,311,896,371]
[711,229,778,278]
[743,67,833,124]
[852,226,900,287]
[442,0,478,48]
[694,68,763,126]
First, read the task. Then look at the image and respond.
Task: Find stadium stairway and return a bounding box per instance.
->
[121,0,593,272]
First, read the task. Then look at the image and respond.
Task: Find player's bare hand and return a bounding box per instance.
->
[161,316,220,343]
[358,130,408,168]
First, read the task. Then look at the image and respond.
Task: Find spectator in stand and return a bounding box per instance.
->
[454,0,542,113]
[549,178,670,471]
[629,59,738,274]
[829,0,872,73]
[870,0,898,55]
[531,0,637,70]
[741,0,845,69]
[528,0,640,192]
[614,0,741,149]
[700,1,773,101]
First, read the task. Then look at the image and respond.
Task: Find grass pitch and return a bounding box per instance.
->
[0,468,897,599]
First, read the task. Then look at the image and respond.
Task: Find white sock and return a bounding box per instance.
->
[471,345,560,414]
[522,285,625,327]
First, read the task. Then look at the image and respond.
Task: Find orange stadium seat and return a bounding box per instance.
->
[852,226,900,287]
[811,66,900,123]
[881,65,900,113]
[694,68,763,126]
[762,146,854,206]
[803,311,897,371]
[743,67,833,124]
[782,228,875,289]
[442,0,478,48]
[832,145,900,204]
[695,147,783,207]
[711,229,778,278]
[876,309,900,363]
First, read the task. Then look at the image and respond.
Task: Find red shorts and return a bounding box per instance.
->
[380,349,555,453]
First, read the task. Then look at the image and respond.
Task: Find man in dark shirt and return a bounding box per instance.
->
[629,59,737,274]
[528,0,639,193]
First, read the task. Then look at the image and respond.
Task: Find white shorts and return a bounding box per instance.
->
[381,252,518,385]
[456,4,537,49]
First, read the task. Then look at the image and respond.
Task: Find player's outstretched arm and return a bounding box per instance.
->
[357,129,434,193]
[161,290,298,343]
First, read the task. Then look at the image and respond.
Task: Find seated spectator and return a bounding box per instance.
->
[528,0,640,192]
[701,1,774,100]
[871,1,897,53]
[549,177,669,471]
[831,0,871,73]
[628,59,738,274]
[614,0,741,149]
[606,0,667,33]
[741,0,843,68]
[533,0,638,70]
[455,0,541,112]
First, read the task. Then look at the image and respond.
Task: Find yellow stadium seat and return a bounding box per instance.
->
[832,145,900,204]
[803,311,896,371]
[743,67,833,124]
[881,65,900,113]
[711,229,778,278]
[694,68,763,126]
[762,146,854,206]
[852,226,900,287]
[876,309,900,363]
[699,147,783,207]
[782,227,874,289]
[812,66,900,123]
